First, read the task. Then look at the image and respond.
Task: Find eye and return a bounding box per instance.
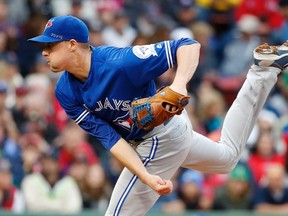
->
[48,43,55,49]
[45,42,57,49]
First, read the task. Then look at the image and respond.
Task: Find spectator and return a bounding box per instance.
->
[262,72,288,165]
[169,26,194,41]
[131,33,150,46]
[218,15,261,78]
[248,109,281,146]
[271,0,288,44]
[188,21,217,94]
[26,0,53,19]
[89,28,105,47]
[268,71,288,116]
[57,121,99,175]
[196,0,242,23]
[30,53,51,75]
[0,81,14,124]
[234,0,284,30]
[253,163,288,214]
[10,85,28,131]
[213,162,253,210]
[6,0,28,26]
[0,81,23,187]
[82,164,112,212]
[245,108,283,161]
[196,82,226,135]
[18,74,59,142]
[200,132,231,210]
[0,0,20,52]
[68,157,89,204]
[248,131,286,184]
[177,169,204,210]
[0,30,23,91]
[104,154,124,187]
[47,69,69,133]
[184,93,205,135]
[102,10,137,47]
[97,0,123,27]
[200,172,227,210]
[0,158,25,213]
[152,170,185,214]
[51,0,103,29]
[68,154,111,213]
[16,12,48,77]
[0,121,23,187]
[21,147,82,214]
[173,2,198,27]
[195,0,241,66]
[211,15,261,106]
[19,132,49,174]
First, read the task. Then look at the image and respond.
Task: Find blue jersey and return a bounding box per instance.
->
[55,38,198,150]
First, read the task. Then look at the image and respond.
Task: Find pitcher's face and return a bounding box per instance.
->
[41,41,71,72]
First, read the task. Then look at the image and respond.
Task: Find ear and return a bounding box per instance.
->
[68,39,78,51]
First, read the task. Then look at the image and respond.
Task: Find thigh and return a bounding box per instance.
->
[182,131,236,173]
[105,115,192,216]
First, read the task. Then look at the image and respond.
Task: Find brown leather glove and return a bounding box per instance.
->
[130,86,190,130]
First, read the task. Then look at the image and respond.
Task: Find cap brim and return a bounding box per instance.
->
[28,35,63,43]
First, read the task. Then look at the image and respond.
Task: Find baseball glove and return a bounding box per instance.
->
[130,86,190,130]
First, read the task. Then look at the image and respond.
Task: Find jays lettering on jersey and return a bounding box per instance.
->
[55,38,198,150]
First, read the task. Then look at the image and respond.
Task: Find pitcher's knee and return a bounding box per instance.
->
[217,160,238,174]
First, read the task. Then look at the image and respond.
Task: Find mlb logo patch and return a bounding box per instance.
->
[45,19,54,29]
[132,44,158,59]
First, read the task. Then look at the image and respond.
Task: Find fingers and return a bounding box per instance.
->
[156,180,173,195]
[146,175,173,195]
[164,104,177,112]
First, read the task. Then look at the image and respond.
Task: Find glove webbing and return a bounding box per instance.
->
[131,102,154,127]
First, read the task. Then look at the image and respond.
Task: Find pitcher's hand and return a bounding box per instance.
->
[144,174,173,195]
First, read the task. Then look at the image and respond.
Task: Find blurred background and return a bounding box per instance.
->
[1,0,288,215]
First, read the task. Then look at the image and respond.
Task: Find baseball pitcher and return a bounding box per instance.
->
[28,15,286,216]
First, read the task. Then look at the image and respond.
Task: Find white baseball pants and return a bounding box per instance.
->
[105,65,280,216]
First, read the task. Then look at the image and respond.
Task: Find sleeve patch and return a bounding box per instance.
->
[132,44,158,59]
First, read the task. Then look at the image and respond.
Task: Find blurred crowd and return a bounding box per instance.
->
[1,0,288,215]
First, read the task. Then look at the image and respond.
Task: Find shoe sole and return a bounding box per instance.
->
[254,44,288,69]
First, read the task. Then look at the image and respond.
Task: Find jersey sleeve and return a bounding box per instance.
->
[55,87,121,150]
[124,38,199,86]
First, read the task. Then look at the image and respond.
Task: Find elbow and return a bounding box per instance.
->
[194,42,201,49]
[191,42,201,52]
[194,43,201,57]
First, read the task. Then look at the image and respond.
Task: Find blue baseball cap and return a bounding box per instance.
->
[28,15,89,43]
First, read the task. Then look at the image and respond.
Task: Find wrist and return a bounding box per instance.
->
[169,84,187,96]
[138,171,151,184]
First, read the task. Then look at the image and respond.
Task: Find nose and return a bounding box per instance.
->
[42,49,48,56]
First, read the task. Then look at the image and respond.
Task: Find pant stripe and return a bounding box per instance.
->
[113,136,159,216]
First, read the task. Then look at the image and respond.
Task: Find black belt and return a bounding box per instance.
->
[128,117,173,146]
[164,116,173,126]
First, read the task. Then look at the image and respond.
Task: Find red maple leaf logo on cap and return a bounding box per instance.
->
[45,19,54,29]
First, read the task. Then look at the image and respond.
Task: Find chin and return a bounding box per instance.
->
[51,67,62,73]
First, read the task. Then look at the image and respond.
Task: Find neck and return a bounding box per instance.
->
[69,46,92,82]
